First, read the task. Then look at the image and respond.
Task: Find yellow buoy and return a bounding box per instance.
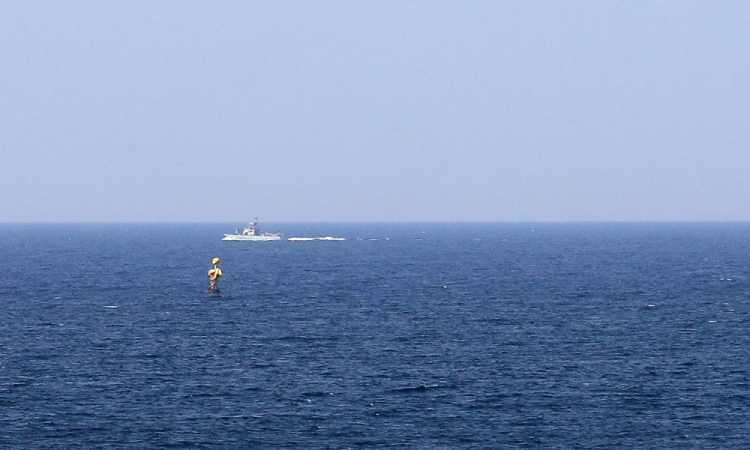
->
[207,257,223,293]
[208,268,223,280]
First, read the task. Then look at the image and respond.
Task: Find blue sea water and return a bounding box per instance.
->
[1,223,748,448]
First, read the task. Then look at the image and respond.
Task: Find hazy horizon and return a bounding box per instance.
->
[3,220,750,225]
[2,2,749,223]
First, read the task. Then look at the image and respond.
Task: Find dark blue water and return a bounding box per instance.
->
[1,223,748,448]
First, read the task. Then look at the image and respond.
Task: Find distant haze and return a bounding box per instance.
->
[1,2,748,222]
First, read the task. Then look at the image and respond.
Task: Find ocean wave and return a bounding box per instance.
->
[288,237,346,241]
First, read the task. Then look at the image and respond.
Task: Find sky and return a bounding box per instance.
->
[1,1,749,222]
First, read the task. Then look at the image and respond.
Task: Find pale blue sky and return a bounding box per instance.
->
[1,1,748,222]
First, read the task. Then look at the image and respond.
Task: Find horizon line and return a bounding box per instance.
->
[2,220,750,225]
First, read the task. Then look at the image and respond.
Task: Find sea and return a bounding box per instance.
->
[1,222,748,449]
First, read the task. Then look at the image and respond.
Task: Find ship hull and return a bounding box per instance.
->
[222,234,282,241]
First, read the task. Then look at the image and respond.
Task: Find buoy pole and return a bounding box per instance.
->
[207,257,223,293]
